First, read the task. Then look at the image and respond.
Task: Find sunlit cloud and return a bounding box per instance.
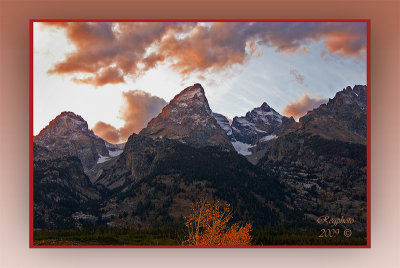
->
[93,90,166,143]
[42,22,367,87]
[92,121,120,144]
[72,67,125,87]
[282,93,328,120]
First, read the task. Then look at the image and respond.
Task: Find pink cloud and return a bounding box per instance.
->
[283,94,328,119]
[43,22,367,86]
[93,90,166,143]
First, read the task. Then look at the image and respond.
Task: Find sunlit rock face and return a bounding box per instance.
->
[140,83,233,150]
[34,111,111,171]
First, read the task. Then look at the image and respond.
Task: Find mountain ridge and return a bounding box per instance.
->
[32,83,367,233]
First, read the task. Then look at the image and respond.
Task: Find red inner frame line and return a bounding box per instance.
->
[29,19,371,248]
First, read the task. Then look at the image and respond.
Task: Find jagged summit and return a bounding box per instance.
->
[35,111,89,139]
[139,83,233,150]
[166,83,212,116]
[254,102,280,116]
[335,85,367,108]
[34,111,118,171]
[172,83,206,101]
[259,102,271,111]
[231,102,285,146]
[249,102,282,120]
[225,102,298,158]
[299,85,367,144]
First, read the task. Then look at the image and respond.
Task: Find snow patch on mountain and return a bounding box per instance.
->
[97,154,111,164]
[108,149,123,157]
[231,102,286,145]
[212,113,233,136]
[255,128,267,133]
[97,148,123,164]
[235,117,254,127]
[260,134,278,142]
[232,141,254,156]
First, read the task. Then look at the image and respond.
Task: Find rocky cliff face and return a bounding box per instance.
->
[95,134,176,190]
[257,133,367,231]
[96,83,237,190]
[96,134,285,228]
[139,83,233,151]
[226,85,366,162]
[34,112,111,171]
[33,143,101,229]
[212,112,234,140]
[256,85,368,231]
[232,102,284,145]
[215,102,298,159]
[299,85,367,145]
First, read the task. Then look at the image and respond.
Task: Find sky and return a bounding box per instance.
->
[33,21,367,143]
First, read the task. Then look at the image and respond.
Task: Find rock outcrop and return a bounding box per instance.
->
[140,83,233,151]
[34,111,111,171]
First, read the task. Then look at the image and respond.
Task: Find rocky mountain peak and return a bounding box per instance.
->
[165,83,212,116]
[256,102,280,115]
[299,85,367,144]
[231,102,284,146]
[35,111,90,139]
[172,83,206,101]
[333,85,367,109]
[139,84,233,150]
[260,102,273,112]
[240,102,283,126]
[34,111,114,171]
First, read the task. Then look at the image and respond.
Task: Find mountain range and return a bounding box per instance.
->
[33,83,367,232]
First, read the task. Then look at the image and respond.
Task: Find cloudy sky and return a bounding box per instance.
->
[33,21,367,143]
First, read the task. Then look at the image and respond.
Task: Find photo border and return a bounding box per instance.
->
[29,19,371,248]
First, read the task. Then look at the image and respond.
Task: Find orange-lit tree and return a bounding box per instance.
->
[184,199,252,246]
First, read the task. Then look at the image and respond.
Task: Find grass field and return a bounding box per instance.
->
[33,226,367,246]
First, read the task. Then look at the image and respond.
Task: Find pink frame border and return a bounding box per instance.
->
[29,19,371,248]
